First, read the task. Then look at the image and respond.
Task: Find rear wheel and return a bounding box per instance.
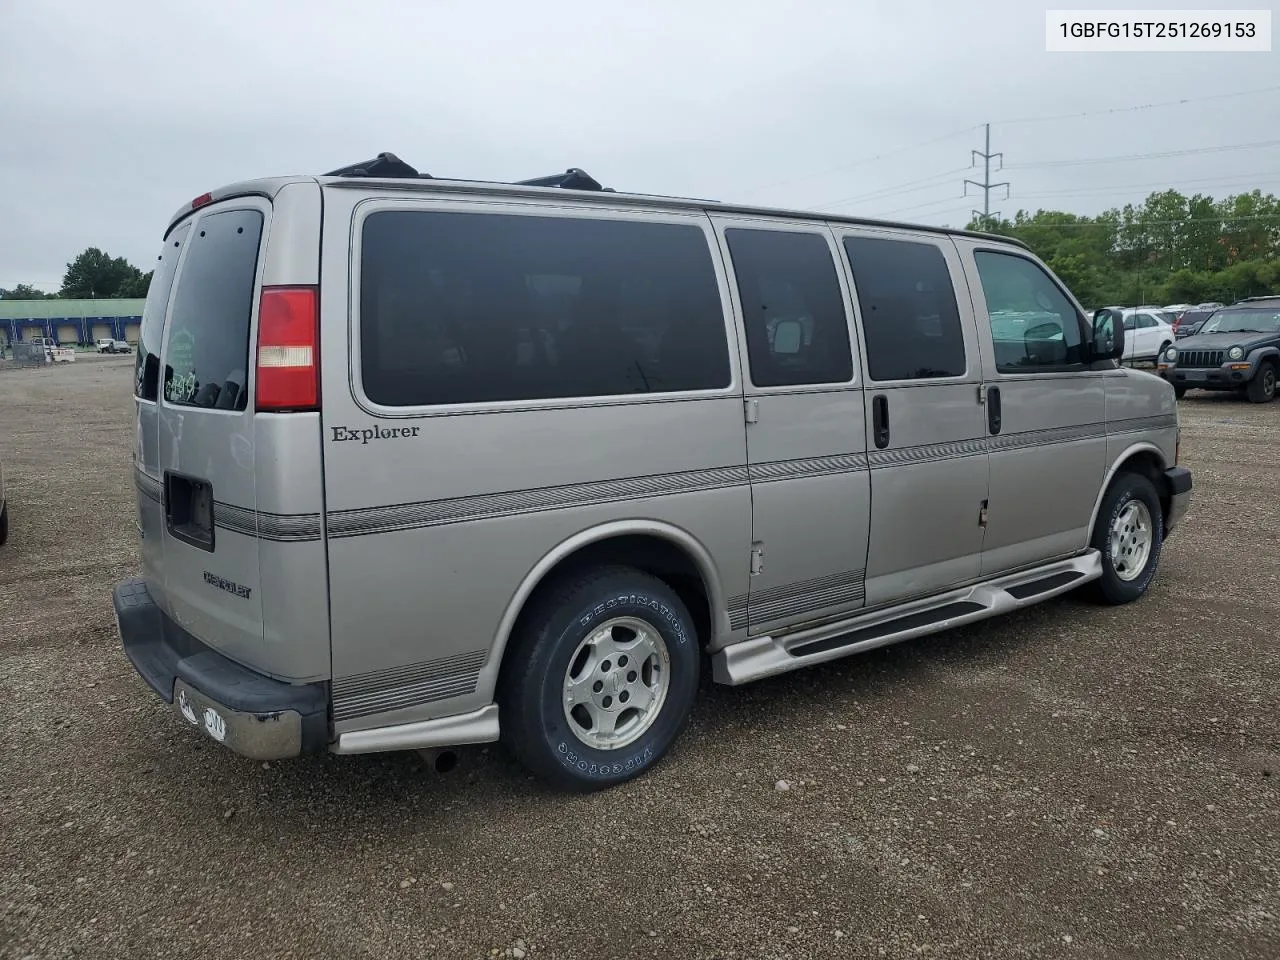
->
[500,566,700,791]
[1246,361,1277,403]
[1091,472,1163,605]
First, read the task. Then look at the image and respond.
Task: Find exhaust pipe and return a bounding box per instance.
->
[417,747,459,774]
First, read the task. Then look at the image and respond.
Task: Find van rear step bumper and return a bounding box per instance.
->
[113,578,328,760]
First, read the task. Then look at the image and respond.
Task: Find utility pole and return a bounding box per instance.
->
[964,123,1009,229]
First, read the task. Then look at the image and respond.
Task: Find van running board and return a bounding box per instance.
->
[711,551,1102,686]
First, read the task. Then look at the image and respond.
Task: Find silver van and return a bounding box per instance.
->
[114,154,1192,790]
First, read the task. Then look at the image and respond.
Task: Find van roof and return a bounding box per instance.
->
[166,153,1031,251]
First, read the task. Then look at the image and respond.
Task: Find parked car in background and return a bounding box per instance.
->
[1197,302,1225,310]
[96,338,132,354]
[29,336,75,363]
[1175,307,1217,339]
[1120,308,1176,363]
[1161,296,1280,402]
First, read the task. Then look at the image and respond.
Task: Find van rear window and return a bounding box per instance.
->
[135,223,190,401]
[162,208,264,411]
[358,211,731,406]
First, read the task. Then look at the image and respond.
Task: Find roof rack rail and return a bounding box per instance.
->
[514,168,614,192]
[324,153,426,179]
[322,153,614,192]
[1235,295,1280,303]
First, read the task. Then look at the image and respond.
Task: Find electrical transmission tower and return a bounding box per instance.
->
[964,123,1009,227]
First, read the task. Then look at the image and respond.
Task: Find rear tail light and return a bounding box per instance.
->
[255,286,319,412]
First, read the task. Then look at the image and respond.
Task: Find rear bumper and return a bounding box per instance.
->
[1163,466,1192,538]
[113,578,329,760]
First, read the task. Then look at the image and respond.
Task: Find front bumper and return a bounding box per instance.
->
[1162,361,1257,390]
[113,578,328,760]
[1163,466,1192,537]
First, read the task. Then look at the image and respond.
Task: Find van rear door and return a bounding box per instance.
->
[154,199,269,669]
[133,221,191,613]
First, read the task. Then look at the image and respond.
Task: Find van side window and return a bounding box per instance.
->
[359,212,731,406]
[843,237,966,381]
[724,229,853,387]
[162,209,264,411]
[135,223,190,401]
[973,251,1086,372]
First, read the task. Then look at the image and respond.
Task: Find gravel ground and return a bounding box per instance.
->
[1,359,1276,960]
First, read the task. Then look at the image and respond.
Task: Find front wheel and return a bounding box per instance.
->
[1173,383,1187,399]
[1091,472,1163,605]
[500,566,700,791]
[1246,361,1277,403]
[0,504,8,547]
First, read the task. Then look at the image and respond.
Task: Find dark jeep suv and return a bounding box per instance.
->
[1161,296,1280,402]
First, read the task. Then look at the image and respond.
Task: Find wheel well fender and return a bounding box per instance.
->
[481,521,727,699]
[1086,443,1168,535]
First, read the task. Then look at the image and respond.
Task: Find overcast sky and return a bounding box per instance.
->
[2,0,1277,289]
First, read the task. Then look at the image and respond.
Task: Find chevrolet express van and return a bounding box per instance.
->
[114,153,1192,790]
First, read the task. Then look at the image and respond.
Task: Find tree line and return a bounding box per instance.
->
[6,187,1279,309]
[1,248,153,301]
[967,188,1280,307]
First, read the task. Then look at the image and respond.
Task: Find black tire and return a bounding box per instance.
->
[500,565,700,791]
[1246,361,1277,404]
[1173,384,1187,399]
[0,504,8,547]
[1091,472,1163,605]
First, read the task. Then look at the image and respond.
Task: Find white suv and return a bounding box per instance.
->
[1121,308,1175,363]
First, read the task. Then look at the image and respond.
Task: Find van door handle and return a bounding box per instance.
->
[872,394,890,449]
[987,386,1002,435]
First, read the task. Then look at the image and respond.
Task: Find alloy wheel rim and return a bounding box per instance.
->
[562,616,671,750]
[1109,499,1154,582]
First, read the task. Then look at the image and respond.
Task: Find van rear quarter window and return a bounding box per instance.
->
[358,211,732,406]
[135,223,190,401]
[162,208,264,411]
[843,237,966,381]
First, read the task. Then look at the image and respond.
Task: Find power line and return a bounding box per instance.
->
[1006,171,1280,200]
[1005,138,1280,171]
[1009,179,1280,204]
[991,83,1280,126]
[922,205,983,225]
[1009,213,1280,229]
[817,166,971,209]
[873,194,982,218]
[731,124,982,198]
[734,85,1279,199]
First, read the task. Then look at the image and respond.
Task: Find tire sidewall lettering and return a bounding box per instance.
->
[576,592,689,647]
[553,739,655,780]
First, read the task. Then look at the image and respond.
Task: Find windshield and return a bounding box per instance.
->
[1201,307,1280,335]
